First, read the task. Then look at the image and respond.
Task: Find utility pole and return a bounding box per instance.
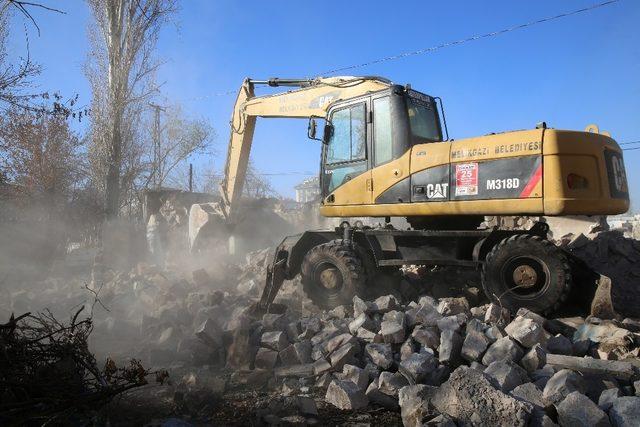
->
[149,103,166,188]
[189,163,193,192]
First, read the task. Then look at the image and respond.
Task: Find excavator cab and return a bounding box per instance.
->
[320,86,444,202]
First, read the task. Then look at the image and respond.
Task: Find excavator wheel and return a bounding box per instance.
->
[482,234,572,316]
[300,241,365,309]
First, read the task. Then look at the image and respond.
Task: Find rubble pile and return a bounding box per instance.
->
[564,231,640,318]
[213,289,640,426]
[3,224,640,424]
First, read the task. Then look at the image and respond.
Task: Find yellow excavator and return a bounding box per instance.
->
[189,76,629,315]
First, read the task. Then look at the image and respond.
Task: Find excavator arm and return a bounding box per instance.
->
[188,76,391,250]
[220,76,392,220]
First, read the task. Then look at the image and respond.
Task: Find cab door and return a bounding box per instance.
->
[321,99,373,205]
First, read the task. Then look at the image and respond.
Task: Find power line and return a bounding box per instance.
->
[183,0,620,101]
[318,0,620,75]
[620,140,640,145]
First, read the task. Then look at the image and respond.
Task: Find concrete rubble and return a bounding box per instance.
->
[4,220,640,426]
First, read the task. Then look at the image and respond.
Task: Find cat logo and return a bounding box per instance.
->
[426,183,448,199]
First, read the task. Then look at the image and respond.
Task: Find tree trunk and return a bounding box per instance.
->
[104,112,122,220]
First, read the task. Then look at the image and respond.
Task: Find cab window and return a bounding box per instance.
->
[373,96,392,165]
[407,94,440,142]
[327,103,366,164]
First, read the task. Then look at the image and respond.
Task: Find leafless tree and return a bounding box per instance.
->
[147,103,215,189]
[202,161,279,199]
[85,0,176,221]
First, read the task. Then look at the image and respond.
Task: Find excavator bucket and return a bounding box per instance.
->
[188,202,230,252]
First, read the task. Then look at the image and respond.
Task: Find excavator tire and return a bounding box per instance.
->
[482,234,571,316]
[301,241,365,309]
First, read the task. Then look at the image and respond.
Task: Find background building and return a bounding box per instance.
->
[294,177,320,203]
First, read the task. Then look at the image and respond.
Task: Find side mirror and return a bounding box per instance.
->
[322,123,333,145]
[308,118,319,140]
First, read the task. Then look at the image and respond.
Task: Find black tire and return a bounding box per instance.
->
[482,234,571,315]
[301,241,365,309]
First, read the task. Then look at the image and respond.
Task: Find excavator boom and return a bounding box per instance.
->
[220,76,391,220]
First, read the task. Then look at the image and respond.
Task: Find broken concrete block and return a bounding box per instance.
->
[470,305,488,320]
[510,382,548,427]
[436,314,466,332]
[274,364,314,378]
[365,343,394,369]
[516,307,547,326]
[365,381,399,410]
[348,312,375,335]
[470,361,486,371]
[599,387,623,412]
[432,366,533,426]
[194,318,223,348]
[399,352,438,384]
[461,330,490,362]
[609,396,640,427]
[557,391,611,427]
[484,360,530,393]
[412,326,440,350]
[330,343,357,370]
[438,329,462,365]
[510,382,546,408]
[372,294,399,313]
[325,379,368,410]
[437,297,469,316]
[545,354,636,381]
[329,304,351,319]
[254,347,278,370]
[485,303,510,325]
[356,327,381,343]
[326,332,358,354]
[482,336,524,366]
[378,371,409,397]
[285,321,302,343]
[353,295,372,317]
[400,339,417,361]
[293,340,312,364]
[383,309,406,325]
[398,384,438,427]
[521,344,547,373]
[505,316,545,348]
[380,319,405,344]
[260,331,288,352]
[312,359,332,376]
[418,295,438,310]
[279,344,301,366]
[546,334,573,355]
[466,318,488,334]
[262,313,288,331]
[635,380,640,397]
[316,372,333,388]
[406,304,442,327]
[484,325,505,342]
[338,364,369,392]
[542,369,586,405]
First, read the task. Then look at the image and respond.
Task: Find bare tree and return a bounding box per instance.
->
[0,103,84,261]
[85,0,176,221]
[147,103,215,189]
[202,161,279,199]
